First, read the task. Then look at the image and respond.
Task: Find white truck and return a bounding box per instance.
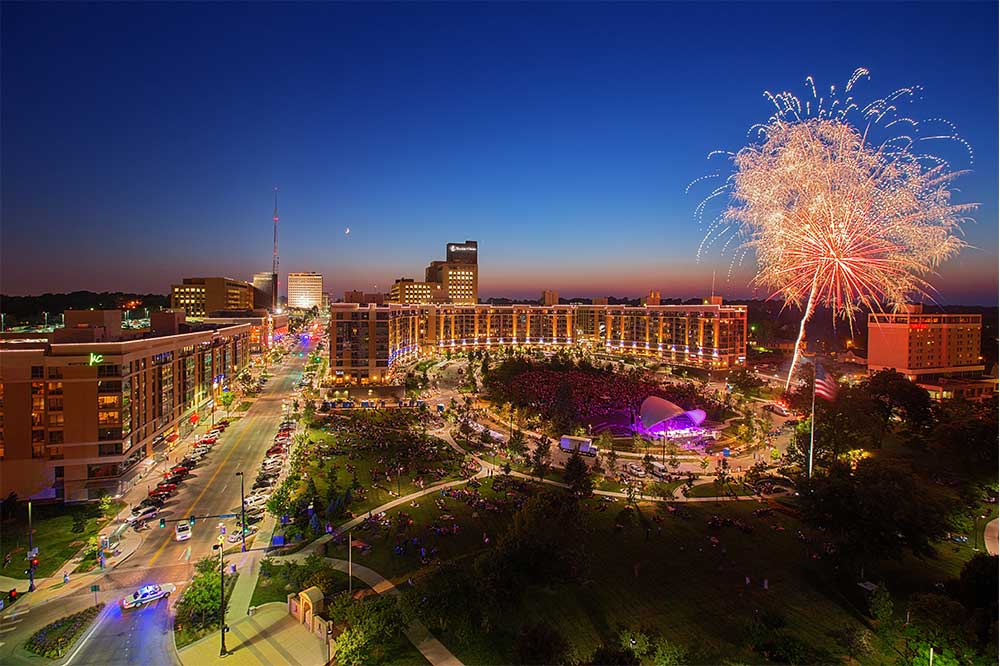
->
[559,435,599,457]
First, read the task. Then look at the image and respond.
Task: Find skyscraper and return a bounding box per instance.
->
[287,272,324,309]
[253,271,277,310]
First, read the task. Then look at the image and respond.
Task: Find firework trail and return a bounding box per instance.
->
[691,68,977,389]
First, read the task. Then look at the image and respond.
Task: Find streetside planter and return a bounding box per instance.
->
[24,603,105,659]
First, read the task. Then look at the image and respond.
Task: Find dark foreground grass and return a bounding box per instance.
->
[441,498,902,664]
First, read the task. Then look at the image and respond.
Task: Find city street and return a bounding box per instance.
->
[0,337,312,666]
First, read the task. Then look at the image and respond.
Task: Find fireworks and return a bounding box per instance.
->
[692,68,977,388]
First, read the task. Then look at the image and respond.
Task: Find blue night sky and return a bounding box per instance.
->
[2,2,997,303]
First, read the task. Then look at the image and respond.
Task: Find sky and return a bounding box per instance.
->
[2,1,997,304]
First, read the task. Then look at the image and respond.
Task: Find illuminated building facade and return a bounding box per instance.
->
[0,311,250,502]
[287,272,324,309]
[389,240,478,305]
[329,301,747,384]
[170,277,256,317]
[868,304,984,382]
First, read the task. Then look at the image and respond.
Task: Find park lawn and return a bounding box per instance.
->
[444,499,896,665]
[2,501,123,579]
[325,481,522,581]
[686,481,757,498]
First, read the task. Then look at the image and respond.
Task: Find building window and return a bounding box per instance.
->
[98,364,121,377]
[48,430,64,444]
[98,427,122,441]
[31,366,44,379]
[99,442,123,456]
[48,367,63,379]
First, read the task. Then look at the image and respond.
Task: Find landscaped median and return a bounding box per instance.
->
[173,557,238,649]
[25,603,105,659]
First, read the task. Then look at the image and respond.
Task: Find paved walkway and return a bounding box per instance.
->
[179,602,326,666]
[986,519,998,555]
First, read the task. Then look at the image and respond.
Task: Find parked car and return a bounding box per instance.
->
[170,465,190,475]
[128,505,159,522]
[156,482,178,492]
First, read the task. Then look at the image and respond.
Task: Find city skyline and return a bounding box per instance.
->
[2,2,997,304]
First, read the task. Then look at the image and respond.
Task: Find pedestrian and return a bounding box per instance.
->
[63,571,70,584]
[745,575,750,586]
[763,578,768,590]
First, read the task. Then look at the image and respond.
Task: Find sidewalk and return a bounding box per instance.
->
[0,422,213,607]
[179,602,327,666]
[986,519,998,556]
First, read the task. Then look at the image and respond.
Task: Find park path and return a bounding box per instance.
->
[986,519,998,556]
[273,550,462,666]
[227,416,764,666]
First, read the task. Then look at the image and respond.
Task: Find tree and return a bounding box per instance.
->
[867,369,932,436]
[619,629,651,660]
[479,428,495,452]
[957,554,998,614]
[514,622,569,665]
[802,460,954,568]
[714,458,731,491]
[869,583,894,634]
[508,428,528,459]
[727,366,765,396]
[333,594,405,666]
[563,451,593,496]
[650,637,688,666]
[642,452,655,478]
[530,438,551,481]
[668,453,680,471]
[591,454,605,480]
[219,391,235,416]
[98,493,116,520]
[905,593,973,655]
[606,440,619,477]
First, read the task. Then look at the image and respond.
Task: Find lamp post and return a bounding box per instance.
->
[27,500,35,592]
[212,379,219,426]
[236,472,246,552]
[212,538,229,657]
[43,312,48,329]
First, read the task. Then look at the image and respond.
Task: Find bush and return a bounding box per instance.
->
[26,604,104,658]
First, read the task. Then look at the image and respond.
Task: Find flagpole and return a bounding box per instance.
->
[808,369,817,480]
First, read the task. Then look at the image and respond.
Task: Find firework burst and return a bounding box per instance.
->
[692,68,977,388]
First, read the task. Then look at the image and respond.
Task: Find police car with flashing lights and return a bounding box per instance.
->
[121,583,176,609]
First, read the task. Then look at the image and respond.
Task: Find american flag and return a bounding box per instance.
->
[814,364,838,401]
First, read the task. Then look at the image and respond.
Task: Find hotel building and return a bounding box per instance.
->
[389,240,479,305]
[170,277,256,317]
[389,278,443,305]
[329,300,747,384]
[287,272,324,309]
[868,304,984,382]
[0,311,251,502]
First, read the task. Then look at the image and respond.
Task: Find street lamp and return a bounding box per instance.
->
[236,472,247,552]
[27,500,35,592]
[212,537,229,657]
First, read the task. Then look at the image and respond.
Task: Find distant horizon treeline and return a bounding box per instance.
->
[0,291,169,323]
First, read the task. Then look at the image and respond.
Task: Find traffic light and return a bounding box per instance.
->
[30,558,39,568]
[189,515,196,526]
[159,518,166,528]
[9,588,16,600]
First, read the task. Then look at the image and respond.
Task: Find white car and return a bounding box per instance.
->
[244,494,269,508]
[175,522,192,541]
[121,583,176,609]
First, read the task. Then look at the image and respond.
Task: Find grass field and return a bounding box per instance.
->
[2,501,122,579]
[686,481,757,498]
[323,480,524,581]
[297,431,465,518]
[424,497,911,664]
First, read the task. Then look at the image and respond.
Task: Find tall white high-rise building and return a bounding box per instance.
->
[287,272,324,309]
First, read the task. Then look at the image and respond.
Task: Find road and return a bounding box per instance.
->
[0,336,314,666]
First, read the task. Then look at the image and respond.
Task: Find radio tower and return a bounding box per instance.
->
[272,187,279,311]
